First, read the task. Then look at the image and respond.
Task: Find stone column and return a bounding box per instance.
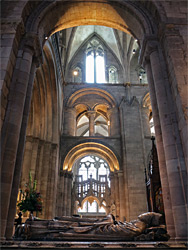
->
[35,140,44,191]
[66,172,73,216]
[119,102,130,221]
[114,172,120,219]
[107,107,120,136]
[40,142,51,219]
[30,138,40,180]
[1,33,41,239]
[118,171,126,221]
[46,144,58,219]
[145,60,175,238]
[63,107,76,136]
[88,111,95,136]
[20,137,33,189]
[63,172,68,216]
[148,42,187,239]
[58,171,65,216]
[4,59,37,239]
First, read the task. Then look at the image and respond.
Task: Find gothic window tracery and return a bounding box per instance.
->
[77,156,110,183]
[86,38,106,83]
[74,155,110,214]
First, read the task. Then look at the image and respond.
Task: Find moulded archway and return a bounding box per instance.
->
[63,142,119,172]
[24,1,155,45]
[67,88,116,109]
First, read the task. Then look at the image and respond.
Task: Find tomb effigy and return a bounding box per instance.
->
[14,212,169,241]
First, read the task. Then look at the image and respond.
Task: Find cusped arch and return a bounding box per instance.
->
[67,88,116,109]
[63,142,119,172]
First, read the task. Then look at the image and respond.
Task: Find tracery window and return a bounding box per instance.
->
[76,155,110,214]
[77,155,110,183]
[86,38,106,83]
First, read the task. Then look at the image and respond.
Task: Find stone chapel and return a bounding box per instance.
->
[1,0,187,243]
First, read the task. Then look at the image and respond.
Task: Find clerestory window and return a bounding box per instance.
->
[86,38,106,83]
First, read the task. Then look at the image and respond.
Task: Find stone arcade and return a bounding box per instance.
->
[1,0,187,249]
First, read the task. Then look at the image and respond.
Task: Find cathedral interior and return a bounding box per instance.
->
[1,0,187,247]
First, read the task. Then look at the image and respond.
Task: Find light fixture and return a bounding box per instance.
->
[108,121,110,125]
[73,70,78,76]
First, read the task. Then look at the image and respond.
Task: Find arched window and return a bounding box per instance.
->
[108,66,118,83]
[76,155,109,214]
[77,155,110,182]
[76,112,109,137]
[86,38,106,83]
[76,115,89,136]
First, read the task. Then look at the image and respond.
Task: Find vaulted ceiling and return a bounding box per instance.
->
[61,25,139,68]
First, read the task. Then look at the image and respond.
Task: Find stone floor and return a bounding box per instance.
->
[0,240,187,250]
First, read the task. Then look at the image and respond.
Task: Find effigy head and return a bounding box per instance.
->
[138,212,163,227]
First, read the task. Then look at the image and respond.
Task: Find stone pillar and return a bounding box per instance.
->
[114,172,120,219]
[35,140,45,192]
[118,171,126,221]
[4,60,37,239]
[88,111,95,136]
[46,144,58,219]
[119,103,130,221]
[63,172,68,216]
[107,107,120,136]
[63,107,76,136]
[148,42,187,239]
[145,60,175,238]
[30,138,40,180]
[66,172,73,216]
[40,142,51,219]
[58,171,65,216]
[20,137,33,189]
[1,33,41,239]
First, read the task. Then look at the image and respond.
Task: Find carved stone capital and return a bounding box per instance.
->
[87,110,96,117]
[139,36,158,66]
